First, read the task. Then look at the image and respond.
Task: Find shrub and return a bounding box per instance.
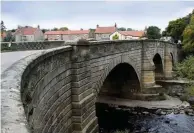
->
[175,55,194,80]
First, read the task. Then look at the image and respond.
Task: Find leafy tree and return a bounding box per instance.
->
[1,21,6,40]
[59,27,68,31]
[1,21,6,32]
[41,29,50,33]
[165,18,187,41]
[182,14,194,53]
[51,28,58,31]
[11,29,16,32]
[163,10,194,41]
[118,27,126,31]
[112,34,119,40]
[146,26,161,39]
[127,28,133,31]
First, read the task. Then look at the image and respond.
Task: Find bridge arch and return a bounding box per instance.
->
[99,63,140,98]
[153,53,164,79]
[92,55,141,97]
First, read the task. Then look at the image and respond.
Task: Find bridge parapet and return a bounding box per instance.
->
[1,46,73,133]
[1,40,66,52]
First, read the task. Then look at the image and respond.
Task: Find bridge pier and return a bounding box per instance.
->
[164,52,173,80]
[141,47,156,89]
[71,40,99,133]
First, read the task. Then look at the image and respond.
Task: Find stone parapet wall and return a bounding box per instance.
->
[1,40,65,52]
[1,46,73,133]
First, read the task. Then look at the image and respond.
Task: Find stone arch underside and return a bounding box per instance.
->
[92,53,141,97]
[153,53,164,79]
[99,63,140,98]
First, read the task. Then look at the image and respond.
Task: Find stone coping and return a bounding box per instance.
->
[1,40,65,44]
[66,39,176,46]
[1,45,72,133]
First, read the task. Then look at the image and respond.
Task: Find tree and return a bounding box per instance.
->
[118,27,126,31]
[146,26,161,39]
[112,34,119,40]
[41,29,49,33]
[4,31,14,42]
[182,14,194,53]
[165,18,187,41]
[1,21,6,32]
[59,27,68,31]
[163,10,194,41]
[127,28,133,31]
[51,28,58,31]
[1,21,6,40]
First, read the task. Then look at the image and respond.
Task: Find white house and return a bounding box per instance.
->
[110,31,145,40]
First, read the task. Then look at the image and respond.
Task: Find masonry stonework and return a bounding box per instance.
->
[1,39,178,133]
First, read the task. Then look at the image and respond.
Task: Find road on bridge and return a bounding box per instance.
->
[1,50,43,73]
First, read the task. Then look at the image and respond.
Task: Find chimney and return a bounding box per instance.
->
[115,23,117,28]
[37,25,40,29]
[96,24,99,28]
[80,28,83,30]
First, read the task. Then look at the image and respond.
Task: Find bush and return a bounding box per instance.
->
[175,56,194,100]
[175,56,194,80]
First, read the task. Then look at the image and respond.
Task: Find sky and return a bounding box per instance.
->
[1,1,194,31]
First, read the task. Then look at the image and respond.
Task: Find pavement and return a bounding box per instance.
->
[1,50,43,73]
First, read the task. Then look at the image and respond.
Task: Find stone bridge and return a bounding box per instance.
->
[1,39,178,133]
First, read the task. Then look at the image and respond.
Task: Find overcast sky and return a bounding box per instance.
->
[1,1,194,31]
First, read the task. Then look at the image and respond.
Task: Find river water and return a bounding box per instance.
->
[97,83,194,133]
[97,103,194,133]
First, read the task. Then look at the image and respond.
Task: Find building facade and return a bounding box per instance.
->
[110,31,145,40]
[95,24,117,40]
[44,29,89,41]
[14,26,44,42]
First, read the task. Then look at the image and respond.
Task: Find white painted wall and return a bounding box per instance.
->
[110,31,141,40]
[110,31,124,40]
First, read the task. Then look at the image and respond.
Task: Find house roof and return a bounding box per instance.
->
[44,30,89,35]
[15,27,38,35]
[118,31,145,37]
[95,26,116,34]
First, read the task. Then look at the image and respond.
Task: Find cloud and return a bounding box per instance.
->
[1,1,194,31]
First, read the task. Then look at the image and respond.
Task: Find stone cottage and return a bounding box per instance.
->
[95,23,117,40]
[44,29,89,41]
[14,26,44,42]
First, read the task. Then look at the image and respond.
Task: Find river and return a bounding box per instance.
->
[97,83,194,133]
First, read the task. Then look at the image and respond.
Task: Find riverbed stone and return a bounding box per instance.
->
[188,97,194,105]
[160,111,167,115]
[142,111,149,115]
[185,109,193,115]
[155,109,162,115]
